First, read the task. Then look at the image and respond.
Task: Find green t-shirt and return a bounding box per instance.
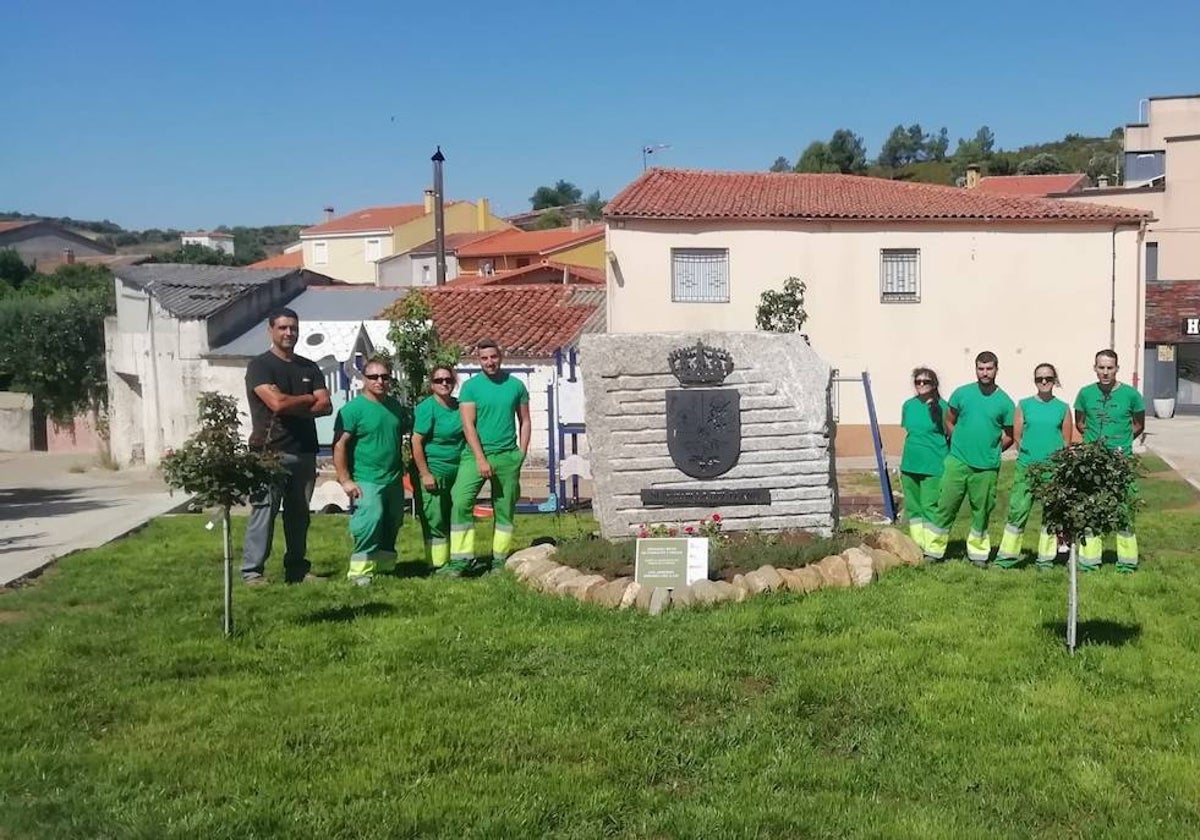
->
[1074,382,1144,455]
[1017,395,1068,466]
[948,383,1015,470]
[900,396,949,476]
[337,395,411,485]
[459,372,530,455]
[413,395,464,478]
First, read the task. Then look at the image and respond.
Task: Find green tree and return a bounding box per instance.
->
[532,209,568,230]
[828,129,868,174]
[0,249,34,290]
[927,127,950,162]
[147,243,240,266]
[583,190,605,220]
[161,392,284,637]
[383,290,462,406]
[769,156,792,172]
[1017,153,1069,175]
[1087,152,1118,182]
[756,277,808,333]
[530,180,583,210]
[795,141,838,173]
[878,125,911,169]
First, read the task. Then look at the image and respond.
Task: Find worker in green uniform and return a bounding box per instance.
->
[411,365,464,574]
[450,339,531,574]
[995,363,1073,569]
[1074,349,1145,573]
[899,367,949,555]
[333,357,411,585]
[925,351,1015,566]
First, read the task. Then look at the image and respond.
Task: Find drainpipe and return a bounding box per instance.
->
[1110,226,1118,351]
[146,295,164,463]
[1132,220,1147,391]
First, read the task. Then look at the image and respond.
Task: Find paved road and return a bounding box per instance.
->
[1145,416,1200,491]
[0,452,184,587]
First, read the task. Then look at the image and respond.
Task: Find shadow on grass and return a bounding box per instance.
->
[301,603,396,624]
[1042,619,1142,647]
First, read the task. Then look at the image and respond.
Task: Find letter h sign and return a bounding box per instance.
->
[1184,317,1200,336]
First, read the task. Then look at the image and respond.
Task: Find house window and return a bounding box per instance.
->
[421,264,431,285]
[365,239,382,263]
[671,248,729,303]
[880,248,920,303]
[1147,242,1159,283]
[312,241,328,265]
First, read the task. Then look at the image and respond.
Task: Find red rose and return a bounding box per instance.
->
[711,513,722,523]
[685,526,695,534]
[638,529,649,538]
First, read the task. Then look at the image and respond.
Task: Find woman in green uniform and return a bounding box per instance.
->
[995,363,1072,569]
[900,367,949,555]
[411,366,465,574]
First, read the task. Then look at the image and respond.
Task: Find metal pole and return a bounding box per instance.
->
[861,371,897,522]
[1067,542,1078,654]
[432,146,447,285]
[222,507,234,638]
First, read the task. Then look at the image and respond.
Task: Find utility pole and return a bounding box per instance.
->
[432,146,447,285]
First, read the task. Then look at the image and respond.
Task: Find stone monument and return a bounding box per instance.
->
[580,332,836,539]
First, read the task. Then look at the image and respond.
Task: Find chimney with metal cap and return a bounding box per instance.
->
[323,206,335,222]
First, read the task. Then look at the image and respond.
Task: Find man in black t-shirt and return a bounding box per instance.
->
[241,307,332,585]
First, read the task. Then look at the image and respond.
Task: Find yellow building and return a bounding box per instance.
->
[300,196,510,284]
[454,224,605,276]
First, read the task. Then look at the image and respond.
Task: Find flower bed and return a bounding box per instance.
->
[504,526,925,614]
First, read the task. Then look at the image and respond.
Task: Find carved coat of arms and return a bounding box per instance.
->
[665,341,741,479]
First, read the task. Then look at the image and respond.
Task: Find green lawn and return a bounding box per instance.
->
[3,458,1200,838]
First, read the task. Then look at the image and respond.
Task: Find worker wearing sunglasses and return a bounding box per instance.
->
[411,366,465,573]
[899,367,949,554]
[995,363,1071,569]
[333,357,413,585]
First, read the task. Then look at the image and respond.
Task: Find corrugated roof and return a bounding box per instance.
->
[0,221,35,234]
[115,264,302,319]
[605,168,1150,223]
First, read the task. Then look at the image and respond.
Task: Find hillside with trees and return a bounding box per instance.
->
[769,125,1124,186]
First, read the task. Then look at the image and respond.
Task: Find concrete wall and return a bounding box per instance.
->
[0,392,34,451]
[605,220,1143,439]
[46,411,104,453]
[377,253,459,286]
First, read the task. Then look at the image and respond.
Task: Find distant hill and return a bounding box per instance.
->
[0,212,305,263]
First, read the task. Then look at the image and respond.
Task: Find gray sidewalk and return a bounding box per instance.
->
[1144,415,1200,491]
[0,452,184,587]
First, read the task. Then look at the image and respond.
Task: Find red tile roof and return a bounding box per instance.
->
[403,230,505,256]
[455,224,604,258]
[605,168,1150,223]
[378,286,604,357]
[976,173,1090,196]
[302,204,443,236]
[0,220,34,233]
[248,250,304,269]
[445,261,605,287]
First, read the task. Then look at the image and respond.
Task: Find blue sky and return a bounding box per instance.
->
[3,0,1199,230]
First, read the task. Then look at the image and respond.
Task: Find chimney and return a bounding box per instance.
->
[62,248,75,265]
[323,206,335,222]
[570,216,584,232]
[424,189,436,215]
[965,164,981,190]
[476,198,490,231]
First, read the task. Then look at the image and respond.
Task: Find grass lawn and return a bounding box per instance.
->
[3,456,1200,838]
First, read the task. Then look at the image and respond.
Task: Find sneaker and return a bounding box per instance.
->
[1035,561,1054,572]
[286,573,327,585]
[243,575,268,587]
[993,558,1019,570]
[1116,563,1137,575]
[970,558,990,569]
[350,575,372,587]
[1077,563,1100,573]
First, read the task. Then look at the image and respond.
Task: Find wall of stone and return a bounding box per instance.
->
[581,332,836,539]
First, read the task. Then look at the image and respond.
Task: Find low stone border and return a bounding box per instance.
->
[504,527,924,615]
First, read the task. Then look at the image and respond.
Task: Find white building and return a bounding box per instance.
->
[181,230,236,255]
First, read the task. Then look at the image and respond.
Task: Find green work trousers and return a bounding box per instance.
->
[926,455,998,563]
[413,468,456,568]
[347,481,405,579]
[900,471,941,554]
[996,462,1057,568]
[449,448,524,570]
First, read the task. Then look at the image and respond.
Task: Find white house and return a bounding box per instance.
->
[181,230,236,255]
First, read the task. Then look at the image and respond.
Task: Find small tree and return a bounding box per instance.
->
[755,277,808,333]
[383,290,462,406]
[1031,442,1142,653]
[161,392,284,637]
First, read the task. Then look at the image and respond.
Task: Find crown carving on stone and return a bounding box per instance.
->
[667,340,734,386]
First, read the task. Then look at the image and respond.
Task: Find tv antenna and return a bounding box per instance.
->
[642,143,672,170]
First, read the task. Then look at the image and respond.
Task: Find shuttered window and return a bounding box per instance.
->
[880,248,920,302]
[671,248,729,303]
[312,241,328,265]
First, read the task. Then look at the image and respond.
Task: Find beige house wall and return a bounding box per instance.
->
[605,220,1143,434]
[1143,97,1200,148]
[302,232,394,284]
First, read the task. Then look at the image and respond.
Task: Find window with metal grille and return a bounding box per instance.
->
[880,248,920,302]
[671,248,729,302]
